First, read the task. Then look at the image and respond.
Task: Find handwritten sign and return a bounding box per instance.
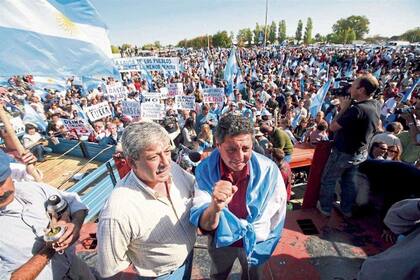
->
[10,117,25,137]
[105,84,128,102]
[141,92,161,104]
[122,100,141,117]
[114,56,180,72]
[85,102,112,122]
[203,88,225,105]
[175,95,195,110]
[141,103,163,120]
[168,83,183,97]
[62,119,92,137]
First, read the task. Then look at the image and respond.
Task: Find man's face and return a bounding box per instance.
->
[218,134,253,172]
[129,141,172,187]
[350,79,363,99]
[0,177,15,208]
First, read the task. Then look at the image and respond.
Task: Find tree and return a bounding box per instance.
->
[268,21,277,44]
[253,23,262,45]
[244,28,253,46]
[237,28,253,47]
[347,29,356,43]
[399,27,420,42]
[295,20,303,42]
[303,17,313,44]
[314,33,326,43]
[278,20,287,43]
[212,31,232,48]
[332,15,369,40]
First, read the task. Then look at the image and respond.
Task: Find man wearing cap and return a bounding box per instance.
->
[0,150,93,279]
[190,114,287,280]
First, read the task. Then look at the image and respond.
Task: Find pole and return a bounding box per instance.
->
[0,105,42,182]
[263,0,268,47]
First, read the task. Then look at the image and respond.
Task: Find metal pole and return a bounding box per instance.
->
[263,0,268,47]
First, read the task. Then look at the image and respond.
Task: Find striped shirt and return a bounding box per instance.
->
[96,162,197,278]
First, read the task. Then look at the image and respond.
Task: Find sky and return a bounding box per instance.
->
[90,0,420,46]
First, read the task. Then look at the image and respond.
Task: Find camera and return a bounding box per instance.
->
[330,79,352,97]
[395,106,414,114]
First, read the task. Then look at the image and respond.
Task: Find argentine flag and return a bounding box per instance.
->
[0,0,118,78]
[32,76,67,91]
[309,79,333,118]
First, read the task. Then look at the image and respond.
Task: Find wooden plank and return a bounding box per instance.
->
[290,143,315,169]
[36,153,101,190]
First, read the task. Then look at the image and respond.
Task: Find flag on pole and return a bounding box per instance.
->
[402,79,419,103]
[0,0,118,78]
[291,111,302,129]
[224,48,238,97]
[309,79,333,118]
[23,102,47,131]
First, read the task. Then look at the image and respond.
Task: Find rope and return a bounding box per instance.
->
[57,145,114,190]
[40,141,82,174]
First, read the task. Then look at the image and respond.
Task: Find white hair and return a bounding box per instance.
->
[121,121,170,161]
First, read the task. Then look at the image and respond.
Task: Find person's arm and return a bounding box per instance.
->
[10,245,55,280]
[329,96,352,132]
[96,218,132,278]
[199,180,237,231]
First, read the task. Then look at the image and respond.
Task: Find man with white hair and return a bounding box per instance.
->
[96,121,196,279]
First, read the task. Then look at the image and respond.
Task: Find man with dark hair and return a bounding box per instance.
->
[190,113,287,280]
[318,74,381,217]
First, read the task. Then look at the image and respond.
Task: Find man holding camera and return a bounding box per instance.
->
[317,74,381,217]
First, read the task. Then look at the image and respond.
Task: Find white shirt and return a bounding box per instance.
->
[96,162,196,278]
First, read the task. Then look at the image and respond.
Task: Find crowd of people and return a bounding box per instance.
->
[1,44,420,279]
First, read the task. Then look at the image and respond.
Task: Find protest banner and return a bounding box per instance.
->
[175,95,195,110]
[105,84,128,102]
[159,87,169,99]
[203,88,225,105]
[62,119,92,137]
[85,101,112,122]
[122,100,141,117]
[141,92,161,104]
[10,117,25,137]
[168,83,183,97]
[114,56,180,72]
[141,103,163,120]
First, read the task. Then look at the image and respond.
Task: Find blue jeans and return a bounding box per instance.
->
[137,252,193,280]
[319,148,367,214]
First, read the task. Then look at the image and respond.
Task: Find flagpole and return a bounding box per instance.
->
[263,0,268,47]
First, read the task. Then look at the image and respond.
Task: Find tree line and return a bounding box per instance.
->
[111,16,420,52]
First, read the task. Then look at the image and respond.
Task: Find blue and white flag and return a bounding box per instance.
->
[291,111,302,129]
[309,79,333,118]
[224,48,238,83]
[402,79,419,103]
[23,102,47,132]
[0,0,118,78]
[32,76,67,91]
[224,48,238,97]
[82,76,103,92]
[334,69,342,89]
[300,78,305,95]
[251,67,258,81]
[73,103,89,122]
[309,56,315,66]
[373,67,382,79]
